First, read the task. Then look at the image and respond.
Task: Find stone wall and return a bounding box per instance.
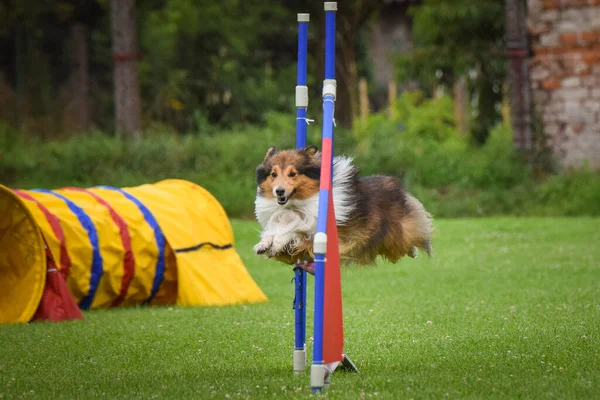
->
[527,0,600,169]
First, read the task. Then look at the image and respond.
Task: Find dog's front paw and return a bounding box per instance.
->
[253,236,274,256]
[269,234,294,257]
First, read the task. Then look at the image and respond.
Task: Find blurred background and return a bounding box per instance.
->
[0,0,598,219]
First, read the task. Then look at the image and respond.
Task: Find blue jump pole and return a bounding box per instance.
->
[311,1,337,393]
[293,13,310,374]
[296,13,310,148]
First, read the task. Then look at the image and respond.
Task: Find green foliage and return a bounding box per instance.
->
[1,218,599,398]
[531,169,600,216]
[137,0,298,129]
[396,0,506,144]
[350,96,600,217]
[0,0,308,133]
[406,0,505,77]
[353,92,530,190]
[1,116,296,217]
[2,96,599,219]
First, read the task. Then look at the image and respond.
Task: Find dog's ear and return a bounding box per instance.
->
[300,145,318,158]
[263,146,277,161]
[256,165,268,185]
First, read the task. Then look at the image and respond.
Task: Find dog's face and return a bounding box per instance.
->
[256,145,321,205]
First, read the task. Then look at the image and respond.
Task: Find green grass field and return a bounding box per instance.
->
[1,218,599,399]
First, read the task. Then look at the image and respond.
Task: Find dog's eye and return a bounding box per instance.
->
[289,172,297,178]
[271,172,278,178]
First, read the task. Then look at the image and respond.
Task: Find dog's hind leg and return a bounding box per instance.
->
[422,239,433,257]
[403,194,434,258]
[408,246,418,258]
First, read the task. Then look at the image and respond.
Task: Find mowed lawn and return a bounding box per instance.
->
[1,218,598,399]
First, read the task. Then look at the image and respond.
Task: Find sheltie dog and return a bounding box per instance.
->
[253,145,433,266]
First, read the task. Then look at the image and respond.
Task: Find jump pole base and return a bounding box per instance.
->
[293,347,307,374]
[310,364,327,393]
[328,354,360,374]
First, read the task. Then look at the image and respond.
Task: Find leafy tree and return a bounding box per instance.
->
[137,0,296,129]
[0,0,385,134]
[0,0,104,134]
[396,0,506,144]
[138,0,385,130]
[281,0,386,128]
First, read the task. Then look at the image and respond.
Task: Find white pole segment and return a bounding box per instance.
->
[324,2,337,11]
[313,232,327,254]
[297,13,310,22]
[294,346,307,374]
[322,79,337,100]
[311,364,326,390]
[296,86,309,108]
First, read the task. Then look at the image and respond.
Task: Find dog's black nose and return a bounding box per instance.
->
[275,187,285,197]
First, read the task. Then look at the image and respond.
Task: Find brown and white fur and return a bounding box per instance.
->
[253,145,433,266]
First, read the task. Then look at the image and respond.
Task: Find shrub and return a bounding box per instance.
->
[2,96,599,219]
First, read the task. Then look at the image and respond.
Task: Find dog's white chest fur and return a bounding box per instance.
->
[253,156,355,257]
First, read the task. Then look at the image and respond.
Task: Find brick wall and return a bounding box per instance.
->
[527,0,600,169]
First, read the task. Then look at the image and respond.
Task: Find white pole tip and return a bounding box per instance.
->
[297,13,310,22]
[324,2,337,11]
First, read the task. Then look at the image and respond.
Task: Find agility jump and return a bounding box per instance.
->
[293,2,358,392]
[252,1,433,392]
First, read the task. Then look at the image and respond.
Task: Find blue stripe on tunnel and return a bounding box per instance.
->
[33,189,103,310]
[97,186,166,305]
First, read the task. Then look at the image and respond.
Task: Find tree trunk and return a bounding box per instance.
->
[504,0,534,152]
[63,24,90,133]
[336,33,359,128]
[111,0,142,138]
[388,80,397,119]
[359,78,369,127]
[453,75,468,135]
[314,1,384,129]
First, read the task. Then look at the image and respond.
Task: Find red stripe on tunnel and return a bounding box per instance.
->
[13,190,72,280]
[62,187,136,307]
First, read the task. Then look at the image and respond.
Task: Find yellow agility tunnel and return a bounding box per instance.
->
[0,179,267,324]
